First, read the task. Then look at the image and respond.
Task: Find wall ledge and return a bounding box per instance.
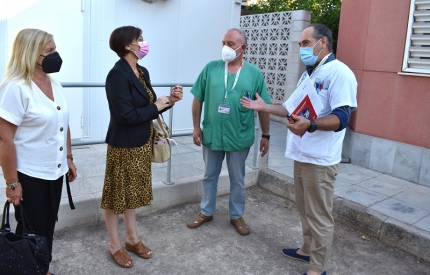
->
[398,72,430,78]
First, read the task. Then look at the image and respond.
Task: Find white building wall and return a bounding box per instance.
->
[82,0,242,142]
[0,0,85,139]
[0,0,6,81]
[0,0,242,143]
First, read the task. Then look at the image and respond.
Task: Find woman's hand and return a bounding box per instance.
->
[168,85,183,104]
[6,183,23,206]
[67,159,77,182]
[154,96,171,111]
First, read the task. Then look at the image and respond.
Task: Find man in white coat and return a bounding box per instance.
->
[241,24,358,275]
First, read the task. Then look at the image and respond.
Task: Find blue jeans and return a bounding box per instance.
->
[200,145,250,220]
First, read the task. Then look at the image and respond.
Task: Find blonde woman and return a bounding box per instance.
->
[0,28,77,275]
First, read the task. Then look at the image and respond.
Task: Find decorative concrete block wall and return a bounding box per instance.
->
[343,128,430,187]
[240,11,310,108]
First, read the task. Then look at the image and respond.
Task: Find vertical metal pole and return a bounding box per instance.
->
[250,126,259,169]
[163,107,174,185]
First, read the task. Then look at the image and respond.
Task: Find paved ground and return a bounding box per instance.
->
[266,121,430,236]
[50,186,430,275]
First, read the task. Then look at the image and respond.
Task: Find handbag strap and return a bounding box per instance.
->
[1,201,33,235]
[18,203,34,235]
[1,175,75,231]
[1,201,11,232]
[0,180,75,233]
[0,202,33,235]
[66,174,75,210]
[157,114,170,138]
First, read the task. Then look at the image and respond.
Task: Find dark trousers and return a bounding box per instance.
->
[14,172,64,258]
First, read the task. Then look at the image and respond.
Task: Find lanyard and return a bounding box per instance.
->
[224,61,243,100]
[297,53,332,87]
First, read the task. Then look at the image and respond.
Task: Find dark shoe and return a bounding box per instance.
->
[281,248,310,263]
[303,272,326,275]
[187,212,213,229]
[230,217,250,235]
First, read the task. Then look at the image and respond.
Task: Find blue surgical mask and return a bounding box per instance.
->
[300,39,322,66]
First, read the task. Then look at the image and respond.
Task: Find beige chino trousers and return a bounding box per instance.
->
[294,161,339,273]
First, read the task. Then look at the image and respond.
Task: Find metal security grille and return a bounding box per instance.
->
[403,0,430,73]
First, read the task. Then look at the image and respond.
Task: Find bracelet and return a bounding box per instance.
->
[6,180,20,190]
[261,134,270,140]
[67,154,73,161]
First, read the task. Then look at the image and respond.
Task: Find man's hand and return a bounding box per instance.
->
[240,93,266,111]
[193,128,202,146]
[259,137,269,157]
[286,114,311,136]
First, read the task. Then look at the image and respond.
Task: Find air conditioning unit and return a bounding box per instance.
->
[142,0,158,3]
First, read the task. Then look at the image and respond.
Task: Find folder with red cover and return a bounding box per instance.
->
[287,94,318,136]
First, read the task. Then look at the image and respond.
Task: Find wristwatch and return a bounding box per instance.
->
[261,134,270,140]
[307,119,317,133]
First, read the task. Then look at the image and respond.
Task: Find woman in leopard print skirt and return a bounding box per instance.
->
[102,26,183,268]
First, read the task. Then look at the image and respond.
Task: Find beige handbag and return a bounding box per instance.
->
[151,115,171,163]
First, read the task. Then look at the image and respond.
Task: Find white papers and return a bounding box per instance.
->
[282,74,323,117]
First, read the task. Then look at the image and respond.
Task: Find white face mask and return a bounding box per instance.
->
[222,44,242,62]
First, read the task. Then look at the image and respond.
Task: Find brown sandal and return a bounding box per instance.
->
[125,241,152,259]
[110,248,133,268]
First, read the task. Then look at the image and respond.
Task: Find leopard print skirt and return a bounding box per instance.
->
[101,131,154,214]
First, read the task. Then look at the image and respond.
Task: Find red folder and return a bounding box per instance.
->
[287,95,317,137]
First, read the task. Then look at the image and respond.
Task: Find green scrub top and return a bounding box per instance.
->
[191,60,271,151]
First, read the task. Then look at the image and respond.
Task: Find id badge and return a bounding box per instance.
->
[218,103,230,114]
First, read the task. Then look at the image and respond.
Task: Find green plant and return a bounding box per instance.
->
[247,0,342,53]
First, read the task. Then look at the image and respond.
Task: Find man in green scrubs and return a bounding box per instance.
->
[186,28,271,235]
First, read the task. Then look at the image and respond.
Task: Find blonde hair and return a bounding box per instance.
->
[3,28,53,85]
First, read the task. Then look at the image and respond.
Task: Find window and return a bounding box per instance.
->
[402,0,430,74]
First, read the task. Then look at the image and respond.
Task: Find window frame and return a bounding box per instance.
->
[402,0,430,75]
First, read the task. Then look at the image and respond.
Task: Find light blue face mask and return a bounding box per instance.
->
[300,39,322,66]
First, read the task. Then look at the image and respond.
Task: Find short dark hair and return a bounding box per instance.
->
[310,24,333,52]
[109,26,142,57]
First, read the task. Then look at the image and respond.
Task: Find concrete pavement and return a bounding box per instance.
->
[49,186,430,274]
[260,121,430,262]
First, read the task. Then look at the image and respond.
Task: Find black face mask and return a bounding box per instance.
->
[37,52,63,73]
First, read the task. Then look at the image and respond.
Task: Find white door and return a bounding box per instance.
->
[1,0,84,140]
